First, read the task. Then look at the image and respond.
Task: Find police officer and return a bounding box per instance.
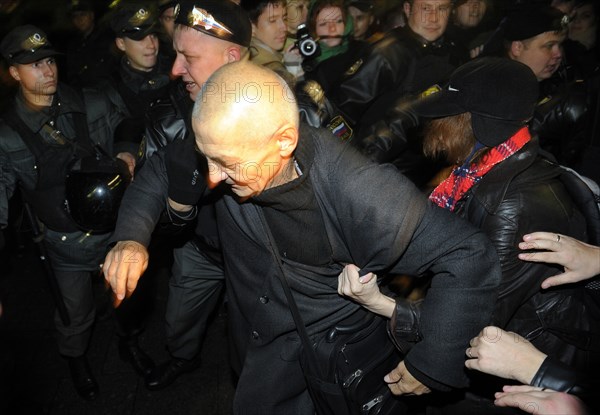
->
[0,25,134,400]
[100,2,175,378]
[104,2,172,154]
[330,0,462,138]
[105,0,251,390]
[65,0,118,87]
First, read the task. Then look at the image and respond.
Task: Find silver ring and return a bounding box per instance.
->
[556,234,561,243]
[467,349,473,359]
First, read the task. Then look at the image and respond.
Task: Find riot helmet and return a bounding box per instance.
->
[64,154,131,233]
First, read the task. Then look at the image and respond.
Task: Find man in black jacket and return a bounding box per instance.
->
[105,60,502,414]
[330,0,461,138]
[104,2,172,145]
[105,0,251,391]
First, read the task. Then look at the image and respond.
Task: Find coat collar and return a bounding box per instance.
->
[461,138,540,214]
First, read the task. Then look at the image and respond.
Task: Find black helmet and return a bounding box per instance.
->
[64,155,132,233]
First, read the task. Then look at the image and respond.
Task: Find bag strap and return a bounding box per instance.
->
[257,210,325,378]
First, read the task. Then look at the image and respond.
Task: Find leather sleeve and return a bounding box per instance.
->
[360,96,421,163]
[530,81,589,166]
[531,357,590,398]
[387,298,423,355]
[330,35,414,126]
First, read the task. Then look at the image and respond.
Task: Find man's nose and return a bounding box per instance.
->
[171,55,185,77]
[207,165,227,189]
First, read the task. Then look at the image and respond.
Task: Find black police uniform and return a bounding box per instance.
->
[330,25,462,136]
[109,0,253,388]
[0,83,124,357]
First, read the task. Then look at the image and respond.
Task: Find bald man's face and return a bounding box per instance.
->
[195,124,287,201]
[171,27,233,100]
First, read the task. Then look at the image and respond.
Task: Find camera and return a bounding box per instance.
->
[295,23,320,59]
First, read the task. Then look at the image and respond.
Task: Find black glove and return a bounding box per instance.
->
[165,135,207,206]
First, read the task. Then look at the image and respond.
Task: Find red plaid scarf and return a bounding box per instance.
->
[429,127,531,211]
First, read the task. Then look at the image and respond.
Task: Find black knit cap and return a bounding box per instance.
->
[503,5,568,41]
[174,0,252,47]
[110,3,158,41]
[414,57,539,147]
[0,25,60,65]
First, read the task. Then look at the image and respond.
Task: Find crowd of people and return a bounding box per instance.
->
[0,0,599,414]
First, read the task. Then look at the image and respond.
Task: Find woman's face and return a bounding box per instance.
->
[454,0,487,29]
[568,4,597,48]
[315,6,345,47]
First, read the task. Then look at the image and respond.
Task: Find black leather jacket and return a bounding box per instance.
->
[390,140,600,388]
[456,141,597,369]
[330,25,460,133]
[140,80,191,163]
[530,77,590,169]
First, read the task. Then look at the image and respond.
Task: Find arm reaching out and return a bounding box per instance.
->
[465,326,547,385]
[102,240,149,306]
[518,232,600,289]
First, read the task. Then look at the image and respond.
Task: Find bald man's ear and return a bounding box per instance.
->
[8,65,20,82]
[276,123,299,158]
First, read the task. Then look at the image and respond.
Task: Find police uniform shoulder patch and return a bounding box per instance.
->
[344,59,363,77]
[327,115,353,142]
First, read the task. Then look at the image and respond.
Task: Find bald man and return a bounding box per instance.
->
[184,61,499,413]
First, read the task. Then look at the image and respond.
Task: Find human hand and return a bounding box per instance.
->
[102,240,149,307]
[465,326,546,385]
[494,385,588,414]
[384,360,431,396]
[469,44,484,59]
[337,264,395,318]
[116,152,136,179]
[519,232,600,289]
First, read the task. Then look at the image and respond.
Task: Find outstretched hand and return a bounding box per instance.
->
[102,240,149,307]
[465,326,546,385]
[519,232,600,289]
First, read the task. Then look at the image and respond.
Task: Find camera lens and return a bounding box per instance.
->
[300,38,317,57]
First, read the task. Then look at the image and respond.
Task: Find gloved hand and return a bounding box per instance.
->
[361,120,397,163]
[165,135,207,206]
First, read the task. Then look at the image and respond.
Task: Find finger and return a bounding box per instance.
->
[384,367,402,383]
[522,232,555,242]
[501,384,543,393]
[494,394,539,414]
[541,272,573,289]
[358,272,375,284]
[518,250,557,263]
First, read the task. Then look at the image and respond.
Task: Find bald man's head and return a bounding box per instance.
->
[193,61,301,200]
[194,61,298,141]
